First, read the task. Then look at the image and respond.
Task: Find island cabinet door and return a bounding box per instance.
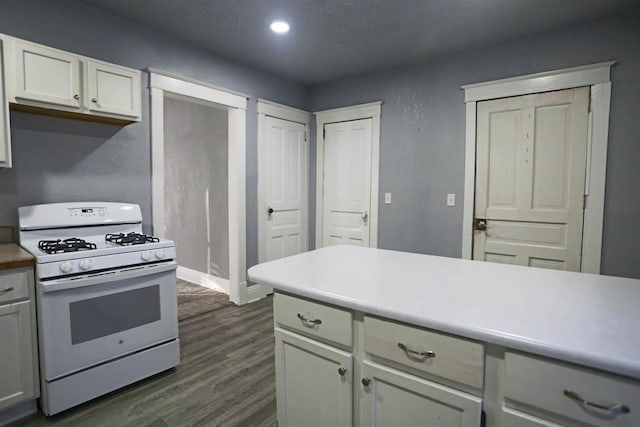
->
[359,361,482,427]
[274,328,353,427]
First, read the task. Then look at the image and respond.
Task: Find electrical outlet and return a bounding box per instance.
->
[384,193,392,204]
[447,193,456,206]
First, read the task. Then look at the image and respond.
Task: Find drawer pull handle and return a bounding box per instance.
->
[563,389,630,415]
[297,313,322,326]
[0,287,14,294]
[398,342,436,359]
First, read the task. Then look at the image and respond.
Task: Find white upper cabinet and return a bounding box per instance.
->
[2,34,141,123]
[0,38,11,168]
[85,60,141,119]
[13,39,81,109]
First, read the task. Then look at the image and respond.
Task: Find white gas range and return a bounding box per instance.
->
[18,202,180,416]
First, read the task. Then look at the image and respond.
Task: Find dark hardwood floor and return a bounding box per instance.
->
[12,289,277,427]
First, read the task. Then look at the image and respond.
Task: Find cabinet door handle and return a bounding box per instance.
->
[563,389,630,415]
[338,367,347,376]
[91,98,98,103]
[361,378,371,387]
[398,342,436,359]
[0,287,14,294]
[73,94,80,100]
[297,313,322,326]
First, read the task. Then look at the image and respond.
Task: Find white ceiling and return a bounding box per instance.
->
[74,0,638,84]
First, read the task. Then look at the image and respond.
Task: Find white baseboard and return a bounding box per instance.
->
[246,284,272,304]
[177,266,229,294]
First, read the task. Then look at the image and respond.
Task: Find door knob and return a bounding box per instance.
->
[473,218,487,231]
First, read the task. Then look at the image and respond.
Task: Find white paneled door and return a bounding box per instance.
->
[473,87,590,271]
[322,119,373,247]
[262,116,308,262]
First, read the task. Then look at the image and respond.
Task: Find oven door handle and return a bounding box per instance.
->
[40,261,177,293]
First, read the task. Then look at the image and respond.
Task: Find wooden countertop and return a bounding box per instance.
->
[0,243,35,270]
[248,245,640,380]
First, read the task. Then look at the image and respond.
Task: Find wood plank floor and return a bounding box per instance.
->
[12,291,277,427]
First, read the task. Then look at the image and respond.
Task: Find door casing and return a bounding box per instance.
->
[149,70,248,305]
[314,102,382,249]
[461,61,615,274]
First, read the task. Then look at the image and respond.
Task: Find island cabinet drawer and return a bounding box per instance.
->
[0,269,30,305]
[273,293,352,347]
[363,316,484,389]
[504,352,640,427]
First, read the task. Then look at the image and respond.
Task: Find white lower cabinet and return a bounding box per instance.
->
[0,300,35,410]
[275,328,353,427]
[0,266,38,419]
[500,352,639,427]
[498,407,563,427]
[273,293,640,427]
[360,361,482,427]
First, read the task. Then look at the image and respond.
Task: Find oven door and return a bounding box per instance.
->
[37,261,178,381]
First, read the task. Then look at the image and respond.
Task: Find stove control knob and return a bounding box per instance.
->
[79,260,92,271]
[60,262,73,273]
[155,249,165,259]
[141,251,152,261]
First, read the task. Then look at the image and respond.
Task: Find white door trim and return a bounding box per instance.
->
[257,98,310,125]
[461,61,615,274]
[150,71,249,304]
[314,102,382,249]
[256,99,310,296]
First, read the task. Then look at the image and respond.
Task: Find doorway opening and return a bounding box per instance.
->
[150,71,248,304]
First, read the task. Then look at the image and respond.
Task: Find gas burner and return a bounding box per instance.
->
[105,232,160,246]
[38,238,98,254]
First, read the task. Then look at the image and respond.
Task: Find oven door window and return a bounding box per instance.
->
[69,285,161,344]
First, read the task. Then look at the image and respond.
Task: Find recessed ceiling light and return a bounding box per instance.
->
[270,21,290,34]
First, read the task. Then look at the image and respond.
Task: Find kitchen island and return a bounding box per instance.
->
[248,245,640,427]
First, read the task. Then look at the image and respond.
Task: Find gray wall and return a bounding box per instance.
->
[0,0,308,273]
[164,96,229,279]
[309,13,640,279]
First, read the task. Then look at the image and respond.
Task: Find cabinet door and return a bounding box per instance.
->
[0,38,11,168]
[13,40,81,109]
[275,328,352,427]
[360,361,482,427]
[0,301,35,410]
[85,60,141,119]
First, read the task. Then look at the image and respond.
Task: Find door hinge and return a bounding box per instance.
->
[583,194,588,210]
[481,410,487,427]
[323,127,326,139]
[588,95,592,112]
[304,131,307,142]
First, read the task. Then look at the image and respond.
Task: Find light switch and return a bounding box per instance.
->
[384,193,392,204]
[447,193,456,206]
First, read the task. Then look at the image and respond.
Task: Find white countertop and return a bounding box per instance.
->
[248,245,640,380]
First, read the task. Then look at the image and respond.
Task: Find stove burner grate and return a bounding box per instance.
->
[105,232,160,246]
[38,238,98,254]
